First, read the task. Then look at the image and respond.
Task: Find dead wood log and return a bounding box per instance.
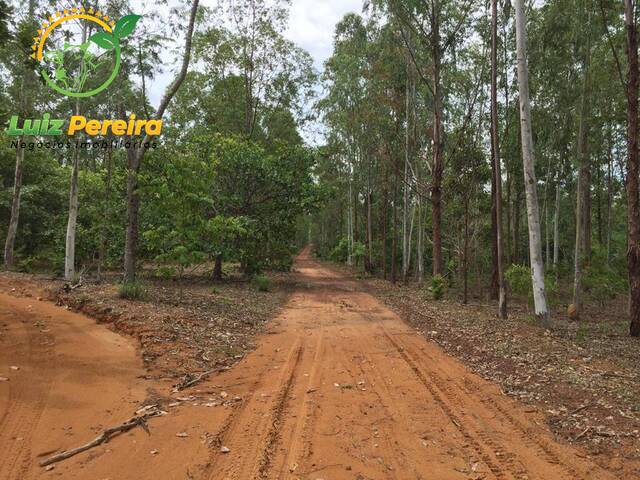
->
[39,411,161,467]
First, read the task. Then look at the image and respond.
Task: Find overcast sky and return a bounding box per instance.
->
[286,0,363,71]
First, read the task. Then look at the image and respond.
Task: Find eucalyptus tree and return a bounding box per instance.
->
[318,13,407,274]
[318,13,371,268]
[572,1,594,319]
[375,0,480,277]
[2,0,38,270]
[216,0,315,140]
[514,0,549,322]
[491,0,507,318]
[624,0,640,336]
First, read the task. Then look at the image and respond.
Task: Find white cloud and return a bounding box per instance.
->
[286,0,363,71]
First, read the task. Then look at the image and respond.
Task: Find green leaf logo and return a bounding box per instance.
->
[37,12,142,98]
[113,14,142,39]
[89,31,116,50]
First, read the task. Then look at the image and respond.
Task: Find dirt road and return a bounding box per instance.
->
[0,250,619,479]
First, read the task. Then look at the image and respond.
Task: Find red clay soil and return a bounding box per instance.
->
[0,248,622,479]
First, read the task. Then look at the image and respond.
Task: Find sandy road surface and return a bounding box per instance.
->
[0,249,619,479]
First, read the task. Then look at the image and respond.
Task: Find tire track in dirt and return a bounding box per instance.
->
[256,343,304,479]
[379,327,523,480]
[401,332,602,480]
[326,298,504,479]
[333,348,403,479]
[206,340,304,480]
[276,328,326,478]
[379,327,611,480]
[335,325,425,479]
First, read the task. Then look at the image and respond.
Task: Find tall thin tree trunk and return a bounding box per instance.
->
[347,172,354,266]
[582,12,593,266]
[431,1,444,277]
[596,163,603,246]
[407,203,415,274]
[123,0,200,282]
[573,175,584,318]
[514,0,549,322]
[607,140,613,264]
[391,167,398,284]
[402,144,410,281]
[4,142,24,270]
[98,147,113,282]
[624,0,640,337]
[490,175,499,299]
[553,170,561,267]
[573,11,592,320]
[513,189,522,264]
[124,148,141,282]
[382,156,389,279]
[491,0,507,318]
[503,18,513,266]
[367,152,373,271]
[543,155,553,266]
[416,193,424,284]
[65,93,83,281]
[402,34,414,282]
[463,197,469,305]
[366,186,373,272]
[3,0,35,270]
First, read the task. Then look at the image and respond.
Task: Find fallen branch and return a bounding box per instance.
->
[574,426,591,441]
[62,281,83,293]
[39,410,162,467]
[570,403,591,415]
[172,368,220,392]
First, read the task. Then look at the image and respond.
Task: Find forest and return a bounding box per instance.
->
[1,0,640,479]
[2,0,640,335]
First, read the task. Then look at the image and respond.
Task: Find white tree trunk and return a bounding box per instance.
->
[407,203,415,274]
[4,142,24,270]
[553,173,561,267]
[514,0,549,322]
[64,21,88,282]
[402,101,410,281]
[65,146,80,281]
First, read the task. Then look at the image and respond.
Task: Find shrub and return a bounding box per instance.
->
[330,237,350,263]
[252,275,271,292]
[352,242,366,266]
[17,250,65,274]
[118,281,146,300]
[430,275,447,300]
[506,264,558,304]
[583,246,627,304]
[505,264,531,297]
[154,266,175,280]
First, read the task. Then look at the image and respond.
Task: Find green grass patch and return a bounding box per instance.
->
[252,275,271,292]
[118,281,147,300]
